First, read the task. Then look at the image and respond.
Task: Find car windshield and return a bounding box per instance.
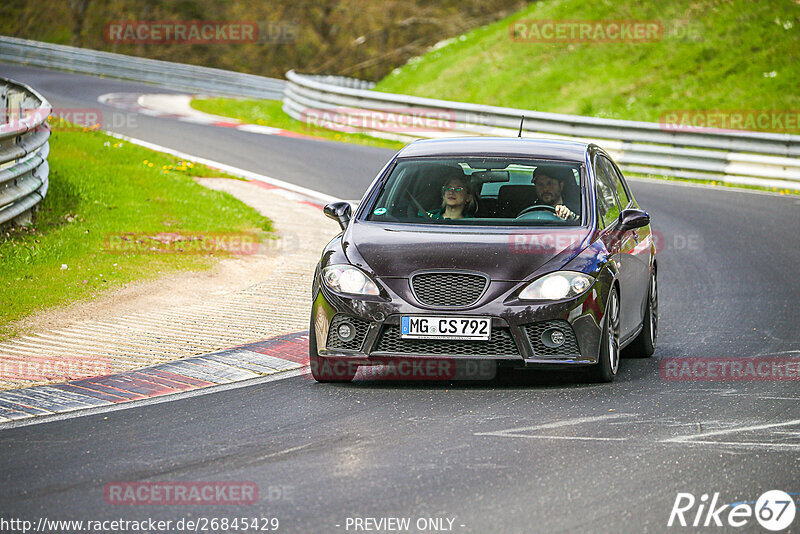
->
[365,157,583,226]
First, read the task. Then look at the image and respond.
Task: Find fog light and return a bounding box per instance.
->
[337,322,356,342]
[542,328,565,348]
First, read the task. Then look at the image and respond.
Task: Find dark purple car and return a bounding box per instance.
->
[310,138,657,383]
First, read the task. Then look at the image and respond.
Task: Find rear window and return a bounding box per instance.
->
[365,157,583,226]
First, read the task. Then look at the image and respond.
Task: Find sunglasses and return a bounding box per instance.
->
[442,186,465,193]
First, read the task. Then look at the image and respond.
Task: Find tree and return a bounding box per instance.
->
[68,0,91,47]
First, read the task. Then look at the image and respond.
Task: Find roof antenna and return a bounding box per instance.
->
[517,115,525,138]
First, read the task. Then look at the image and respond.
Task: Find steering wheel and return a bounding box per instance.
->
[517,204,556,217]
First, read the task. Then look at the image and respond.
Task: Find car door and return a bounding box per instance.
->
[605,157,652,330]
[594,154,639,341]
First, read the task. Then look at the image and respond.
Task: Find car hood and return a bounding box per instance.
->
[343,221,592,282]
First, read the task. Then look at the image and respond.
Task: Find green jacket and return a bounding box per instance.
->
[424,208,474,220]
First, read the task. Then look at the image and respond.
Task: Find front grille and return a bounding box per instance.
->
[524,320,581,357]
[326,315,371,351]
[411,272,488,307]
[375,325,519,356]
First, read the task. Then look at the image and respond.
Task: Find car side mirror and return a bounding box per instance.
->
[617,208,650,231]
[324,201,352,231]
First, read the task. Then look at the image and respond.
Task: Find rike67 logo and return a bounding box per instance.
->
[669,490,796,531]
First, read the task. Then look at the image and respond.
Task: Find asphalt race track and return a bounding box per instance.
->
[1,64,799,533]
[0,64,387,200]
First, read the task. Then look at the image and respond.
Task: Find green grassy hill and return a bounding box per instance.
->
[375,0,799,126]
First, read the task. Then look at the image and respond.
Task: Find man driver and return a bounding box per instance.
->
[532,166,579,222]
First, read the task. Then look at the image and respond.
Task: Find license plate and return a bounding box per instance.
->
[400,316,491,340]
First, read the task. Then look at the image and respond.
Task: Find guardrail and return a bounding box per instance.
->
[283,70,800,189]
[0,36,285,99]
[0,77,51,227]
[2,37,796,189]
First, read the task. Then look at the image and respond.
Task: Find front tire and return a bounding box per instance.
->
[590,286,620,383]
[309,318,357,382]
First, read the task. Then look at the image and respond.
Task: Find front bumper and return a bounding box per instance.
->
[312,275,610,368]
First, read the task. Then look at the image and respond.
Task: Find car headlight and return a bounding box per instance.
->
[322,265,380,296]
[519,271,595,300]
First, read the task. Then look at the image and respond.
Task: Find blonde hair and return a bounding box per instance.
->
[440,177,475,214]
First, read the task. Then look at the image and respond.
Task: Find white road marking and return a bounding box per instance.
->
[665,418,800,440]
[474,413,635,441]
[136,94,236,124]
[237,124,283,135]
[723,394,799,401]
[662,418,800,450]
[668,441,800,452]
[661,388,799,401]
[498,435,628,441]
[103,131,341,205]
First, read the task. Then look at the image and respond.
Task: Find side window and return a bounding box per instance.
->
[594,157,619,228]
[602,157,630,208]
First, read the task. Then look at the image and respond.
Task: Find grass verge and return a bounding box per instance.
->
[0,121,273,339]
[189,98,405,151]
[375,0,799,127]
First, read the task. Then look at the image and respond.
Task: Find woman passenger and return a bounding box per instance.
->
[428,177,475,219]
